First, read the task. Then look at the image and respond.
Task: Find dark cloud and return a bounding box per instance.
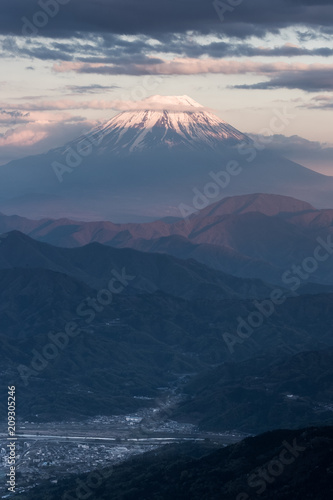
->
[234,68,333,92]
[69,63,161,76]
[296,28,332,42]
[0,0,332,38]
[0,108,30,125]
[65,84,119,94]
[1,36,74,60]
[2,32,332,66]
[307,95,333,109]
[0,35,166,66]
[0,109,28,118]
[184,42,333,58]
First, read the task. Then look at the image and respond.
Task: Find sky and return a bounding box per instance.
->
[0,0,332,173]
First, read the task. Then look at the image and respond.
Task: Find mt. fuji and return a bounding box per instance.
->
[76,95,250,154]
[0,95,332,221]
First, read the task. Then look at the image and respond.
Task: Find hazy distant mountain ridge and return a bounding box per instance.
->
[1,193,333,285]
[0,230,276,301]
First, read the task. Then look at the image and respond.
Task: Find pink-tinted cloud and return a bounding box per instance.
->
[52,58,333,76]
[0,127,48,147]
[0,115,98,165]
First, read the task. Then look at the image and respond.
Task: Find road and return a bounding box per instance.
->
[0,431,243,446]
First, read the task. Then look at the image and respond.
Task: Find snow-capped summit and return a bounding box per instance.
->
[73,95,250,155]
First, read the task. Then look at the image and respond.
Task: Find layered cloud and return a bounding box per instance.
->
[0,0,332,38]
[53,59,331,75]
[234,66,333,92]
[2,35,333,63]
[51,58,333,93]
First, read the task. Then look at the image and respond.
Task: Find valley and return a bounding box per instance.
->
[0,86,331,498]
[0,397,246,498]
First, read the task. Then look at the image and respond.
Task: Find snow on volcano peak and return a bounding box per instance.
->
[77,95,251,154]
